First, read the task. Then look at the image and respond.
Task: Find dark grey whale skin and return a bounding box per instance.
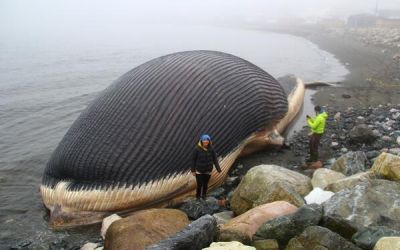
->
[42,50,288,191]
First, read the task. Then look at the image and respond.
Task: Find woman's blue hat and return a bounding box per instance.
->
[200,134,211,141]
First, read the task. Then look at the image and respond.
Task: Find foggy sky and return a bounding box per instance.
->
[1,0,400,39]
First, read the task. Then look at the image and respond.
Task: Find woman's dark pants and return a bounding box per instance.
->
[195,174,211,199]
[309,133,322,162]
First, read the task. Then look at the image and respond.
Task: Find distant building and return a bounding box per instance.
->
[347,14,377,28]
[377,9,400,19]
[347,12,400,28]
[377,9,400,28]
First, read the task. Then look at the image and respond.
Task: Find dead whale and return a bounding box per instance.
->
[41,50,304,228]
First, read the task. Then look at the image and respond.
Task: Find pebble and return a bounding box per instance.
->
[331,142,339,148]
[373,130,382,137]
[397,137,400,145]
[366,151,380,159]
[382,136,392,142]
[389,148,400,155]
[341,147,348,153]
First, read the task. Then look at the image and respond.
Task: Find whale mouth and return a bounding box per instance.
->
[40,173,196,228]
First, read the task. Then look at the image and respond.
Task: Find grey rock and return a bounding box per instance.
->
[146,215,217,250]
[208,187,225,198]
[285,226,361,250]
[322,180,400,239]
[366,150,380,159]
[350,124,377,143]
[372,129,382,137]
[331,151,369,176]
[255,204,322,245]
[212,211,234,225]
[179,197,222,220]
[352,226,400,250]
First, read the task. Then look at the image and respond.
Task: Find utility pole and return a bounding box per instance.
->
[374,0,380,16]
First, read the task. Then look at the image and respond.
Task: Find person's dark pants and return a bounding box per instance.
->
[309,133,322,162]
[195,173,211,199]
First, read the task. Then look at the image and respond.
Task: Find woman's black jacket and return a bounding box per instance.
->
[191,144,221,174]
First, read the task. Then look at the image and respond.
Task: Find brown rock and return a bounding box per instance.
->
[325,171,374,192]
[218,201,297,244]
[373,237,400,250]
[104,208,189,250]
[252,239,279,250]
[311,168,346,189]
[370,152,400,181]
[230,165,311,215]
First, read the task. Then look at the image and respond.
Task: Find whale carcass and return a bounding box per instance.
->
[41,50,304,228]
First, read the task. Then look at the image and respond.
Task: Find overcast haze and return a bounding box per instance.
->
[2,0,400,40]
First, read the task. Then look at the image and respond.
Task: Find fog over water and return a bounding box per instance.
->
[0,0,399,247]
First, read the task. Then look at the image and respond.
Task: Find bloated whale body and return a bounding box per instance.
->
[41,50,304,228]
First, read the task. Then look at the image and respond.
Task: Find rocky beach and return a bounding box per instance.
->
[5,24,400,250]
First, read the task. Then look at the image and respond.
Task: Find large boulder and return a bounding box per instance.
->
[311,168,346,189]
[331,151,369,176]
[352,226,400,250]
[285,226,361,250]
[373,237,400,250]
[255,204,322,245]
[146,215,217,250]
[349,124,377,143]
[179,197,223,219]
[322,180,400,239]
[252,182,305,208]
[230,165,311,215]
[370,152,400,181]
[218,201,297,244]
[104,209,189,250]
[202,241,255,250]
[325,171,374,192]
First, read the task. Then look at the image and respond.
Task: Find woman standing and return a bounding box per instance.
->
[191,134,221,200]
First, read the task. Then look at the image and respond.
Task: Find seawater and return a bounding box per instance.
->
[0,24,348,247]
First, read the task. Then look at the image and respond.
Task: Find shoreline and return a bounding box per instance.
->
[263,24,400,108]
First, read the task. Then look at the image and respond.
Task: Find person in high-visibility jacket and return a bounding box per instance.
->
[306,106,328,163]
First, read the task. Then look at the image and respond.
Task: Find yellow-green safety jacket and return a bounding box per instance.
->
[307,112,328,134]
